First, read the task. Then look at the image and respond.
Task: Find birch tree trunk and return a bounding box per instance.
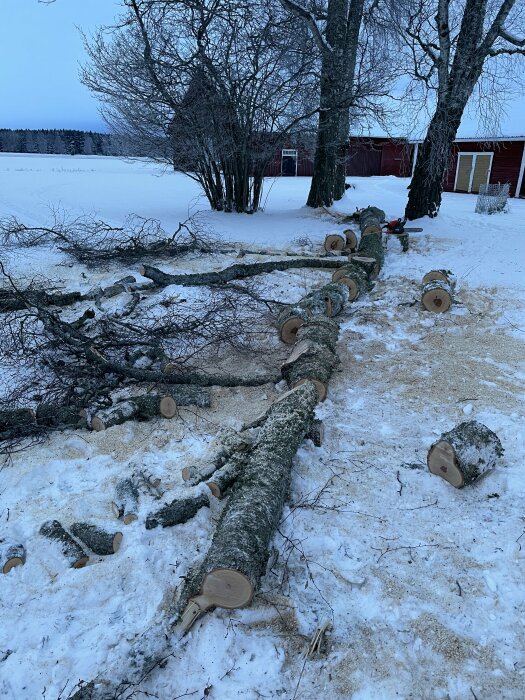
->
[404,0,524,219]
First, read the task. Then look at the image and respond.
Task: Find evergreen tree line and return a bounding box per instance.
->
[0,128,145,157]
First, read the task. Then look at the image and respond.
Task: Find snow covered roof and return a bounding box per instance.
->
[409,135,525,143]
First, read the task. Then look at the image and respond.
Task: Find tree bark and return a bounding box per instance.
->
[145,492,210,529]
[0,288,85,313]
[139,257,348,289]
[281,340,338,401]
[277,282,347,344]
[91,394,177,431]
[355,231,384,277]
[181,429,252,486]
[359,206,385,235]
[428,421,504,488]
[70,524,123,555]
[176,381,319,616]
[112,478,140,524]
[39,520,89,568]
[331,262,368,300]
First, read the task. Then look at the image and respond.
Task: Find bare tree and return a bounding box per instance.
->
[398,0,525,219]
[281,0,366,207]
[82,0,316,213]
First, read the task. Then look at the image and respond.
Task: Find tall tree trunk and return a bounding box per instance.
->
[306,0,364,208]
[306,98,339,208]
[405,101,464,220]
[333,108,350,200]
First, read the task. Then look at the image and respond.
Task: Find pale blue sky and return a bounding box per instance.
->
[0,0,121,131]
[0,0,523,136]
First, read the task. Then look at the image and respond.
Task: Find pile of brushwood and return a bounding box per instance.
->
[0,212,353,454]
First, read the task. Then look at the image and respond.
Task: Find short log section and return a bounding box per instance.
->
[70,523,123,555]
[2,544,26,574]
[277,282,347,344]
[324,233,346,252]
[181,429,252,485]
[421,280,452,313]
[331,262,368,301]
[91,395,177,431]
[39,520,89,568]
[146,492,210,530]
[112,478,140,524]
[427,421,504,488]
[359,206,385,236]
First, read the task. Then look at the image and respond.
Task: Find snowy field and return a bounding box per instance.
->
[1,153,525,700]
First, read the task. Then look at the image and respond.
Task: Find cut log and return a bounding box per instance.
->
[421,280,452,313]
[422,269,456,287]
[111,478,139,524]
[70,523,123,555]
[329,262,368,301]
[324,233,346,252]
[359,206,386,236]
[39,520,89,568]
[356,233,384,278]
[343,229,358,250]
[176,381,319,624]
[277,282,347,344]
[182,429,252,486]
[428,421,504,488]
[350,256,378,280]
[294,315,339,355]
[0,408,36,437]
[70,308,96,330]
[306,419,324,447]
[1,544,26,574]
[91,394,177,431]
[206,454,245,498]
[139,258,348,289]
[0,288,84,313]
[145,492,210,529]
[276,305,310,344]
[281,340,337,401]
[35,404,87,430]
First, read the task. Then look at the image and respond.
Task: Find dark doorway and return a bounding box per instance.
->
[281,149,297,176]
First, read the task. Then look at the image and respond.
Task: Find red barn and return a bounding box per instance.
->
[265,136,412,178]
[418,137,525,198]
[268,135,525,199]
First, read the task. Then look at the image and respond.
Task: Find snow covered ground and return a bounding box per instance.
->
[1,153,524,700]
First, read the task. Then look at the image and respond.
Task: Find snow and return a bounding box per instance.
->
[1,153,525,699]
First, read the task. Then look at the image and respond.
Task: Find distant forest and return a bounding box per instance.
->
[0,129,144,156]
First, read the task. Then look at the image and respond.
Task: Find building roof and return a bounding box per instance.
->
[409,136,525,144]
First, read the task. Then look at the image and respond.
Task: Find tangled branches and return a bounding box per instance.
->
[0,209,218,266]
[0,262,279,454]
